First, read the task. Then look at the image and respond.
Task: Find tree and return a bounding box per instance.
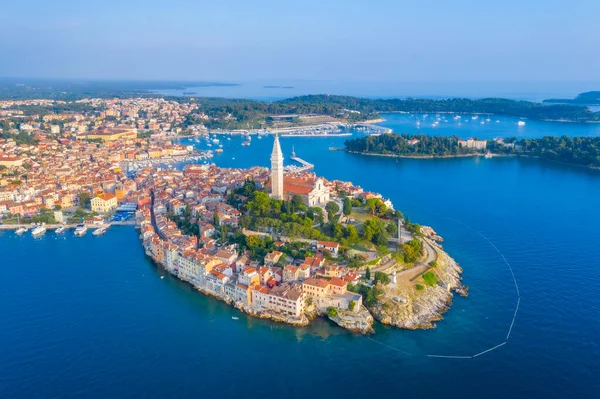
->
[79,192,91,208]
[345,224,359,242]
[327,307,338,318]
[365,198,378,216]
[291,194,304,209]
[213,211,220,227]
[348,300,356,311]
[365,267,371,280]
[374,271,391,285]
[325,201,340,221]
[343,197,352,216]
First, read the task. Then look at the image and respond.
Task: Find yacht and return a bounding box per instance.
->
[212,139,220,144]
[15,226,28,235]
[74,224,88,237]
[92,227,107,236]
[31,224,47,237]
[517,120,526,126]
[55,225,66,234]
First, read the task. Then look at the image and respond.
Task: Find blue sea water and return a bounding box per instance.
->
[2,116,600,398]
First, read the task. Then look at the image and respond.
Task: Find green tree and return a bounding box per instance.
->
[213,211,220,227]
[348,300,356,311]
[79,192,91,208]
[365,267,371,280]
[325,201,340,221]
[343,197,352,216]
[345,224,359,242]
[374,271,391,285]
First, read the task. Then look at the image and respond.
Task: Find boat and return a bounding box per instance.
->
[484,152,493,159]
[92,227,107,236]
[232,316,239,320]
[241,141,251,146]
[517,120,526,126]
[31,224,47,237]
[207,143,212,147]
[160,276,165,280]
[55,225,66,234]
[74,224,88,237]
[15,226,28,235]
[215,149,223,154]
[227,137,231,141]
[212,139,220,144]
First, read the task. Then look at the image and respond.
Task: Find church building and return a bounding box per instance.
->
[269,135,330,207]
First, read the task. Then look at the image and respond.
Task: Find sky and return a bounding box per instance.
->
[1,0,599,83]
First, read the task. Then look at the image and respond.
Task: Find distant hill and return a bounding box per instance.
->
[543,91,600,105]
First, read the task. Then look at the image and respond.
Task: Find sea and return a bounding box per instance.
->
[1,114,600,398]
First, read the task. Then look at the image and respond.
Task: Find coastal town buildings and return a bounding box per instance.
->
[91,193,118,213]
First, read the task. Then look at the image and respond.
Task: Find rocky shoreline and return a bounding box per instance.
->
[143,235,465,334]
[368,244,468,330]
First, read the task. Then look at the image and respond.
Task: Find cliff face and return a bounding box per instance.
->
[325,307,375,334]
[369,248,467,330]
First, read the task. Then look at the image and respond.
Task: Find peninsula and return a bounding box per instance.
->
[136,137,467,333]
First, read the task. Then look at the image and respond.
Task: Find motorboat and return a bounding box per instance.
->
[92,227,107,236]
[74,224,88,237]
[31,224,47,237]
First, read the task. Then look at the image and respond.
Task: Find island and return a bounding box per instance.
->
[543,91,600,106]
[344,133,600,169]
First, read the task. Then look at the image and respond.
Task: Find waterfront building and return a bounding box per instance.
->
[458,138,487,150]
[91,193,118,213]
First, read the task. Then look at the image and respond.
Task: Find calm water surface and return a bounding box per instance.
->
[1,117,600,398]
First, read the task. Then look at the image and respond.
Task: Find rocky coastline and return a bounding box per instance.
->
[369,244,468,330]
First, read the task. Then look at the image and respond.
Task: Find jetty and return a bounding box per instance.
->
[284,147,314,173]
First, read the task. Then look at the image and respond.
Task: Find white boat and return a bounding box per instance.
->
[55,225,66,234]
[15,227,28,235]
[31,224,47,237]
[232,316,239,320]
[227,137,231,141]
[484,152,493,159]
[160,276,165,280]
[517,120,526,126]
[92,227,107,236]
[74,224,88,237]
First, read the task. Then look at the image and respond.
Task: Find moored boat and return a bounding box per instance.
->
[31,224,47,237]
[74,224,88,237]
[55,225,66,234]
[92,227,107,236]
[15,227,28,235]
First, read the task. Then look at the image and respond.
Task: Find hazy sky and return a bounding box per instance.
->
[1,0,599,82]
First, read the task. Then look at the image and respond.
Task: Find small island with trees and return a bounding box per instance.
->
[344,133,600,169]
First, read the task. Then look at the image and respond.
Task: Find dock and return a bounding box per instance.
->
[285,156,314,173]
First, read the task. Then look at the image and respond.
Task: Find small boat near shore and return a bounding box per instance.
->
[16,226,28,235]
[92,227,107,236]
[232,316,239,320]
[74,224,88,237]
[55,225,66,234]
[31,224,47,237]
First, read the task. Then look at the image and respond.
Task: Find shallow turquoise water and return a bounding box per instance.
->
[1,117,600,398]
